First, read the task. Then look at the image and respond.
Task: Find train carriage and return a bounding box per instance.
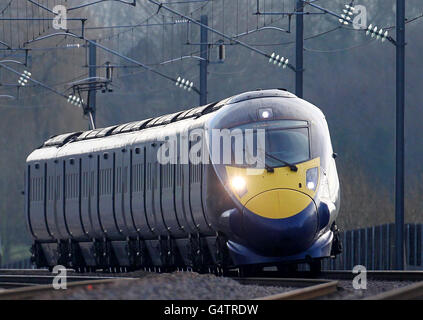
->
[26,89,341,273]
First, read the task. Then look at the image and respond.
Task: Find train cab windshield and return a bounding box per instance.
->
[230,120,310,168]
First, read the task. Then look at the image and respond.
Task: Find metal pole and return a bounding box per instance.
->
[295,0,304,98]
[395,0,406,270]
[200,15,208,105]
[88,40,97,129]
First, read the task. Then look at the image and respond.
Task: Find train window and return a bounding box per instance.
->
[176,164,183,187]
[31,177,43,202]
[132,163,143,192]
[56,176,61,199]
[66,173,78,199]
[99,168,112,195]
[264,128,310,166]
[162,163,173,189]
[229,120,310,167]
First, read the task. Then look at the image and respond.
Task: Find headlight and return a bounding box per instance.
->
[258,108,273,120]
[306,167,318,191]
[230,176,247,197]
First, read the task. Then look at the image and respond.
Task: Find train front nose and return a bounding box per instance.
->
[241,189,318,256]
[224,158,321,257]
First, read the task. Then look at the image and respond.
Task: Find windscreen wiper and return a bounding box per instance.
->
[242,148,275,173]
[263,161,275,173]
[265,152,298,172]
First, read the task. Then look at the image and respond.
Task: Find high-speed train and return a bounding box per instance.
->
[26,89,341,273]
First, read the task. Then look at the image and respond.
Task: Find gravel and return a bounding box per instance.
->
[4,269,418,300]
[34,271,293,300]
[317,280,415,300]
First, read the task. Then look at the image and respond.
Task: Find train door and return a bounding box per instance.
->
[188,130,212,234]
[45,159,66,239]
[114,146,137,236]
[131,145,154,239]
[80,154,104,238]
[64,157,86,239]
[160,140,184,237]
[145,142,167,236]
[27,161,52,240]
[98,151,121,239]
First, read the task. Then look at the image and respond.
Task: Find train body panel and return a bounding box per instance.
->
[26,89,341,271]
[79,154,102,239]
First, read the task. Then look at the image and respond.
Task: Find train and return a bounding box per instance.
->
[26,89,342,274]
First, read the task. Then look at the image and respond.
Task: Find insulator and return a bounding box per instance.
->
[218,43,225,62]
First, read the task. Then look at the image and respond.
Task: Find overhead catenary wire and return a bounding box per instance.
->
[304,39,376,53]
[1,0,419,116]
[302,11,423,53]
[0,0,362,101]
[23,31,202,94]
[146,0,295,71]
[0,61,95,126]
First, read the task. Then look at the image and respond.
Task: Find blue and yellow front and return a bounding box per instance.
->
[222,157,333,266]
[207,92,338,266]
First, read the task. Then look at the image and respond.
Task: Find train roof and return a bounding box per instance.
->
[41,89,296,148]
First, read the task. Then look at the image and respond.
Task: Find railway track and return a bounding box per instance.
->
[233,269,423,281]
[366,281,423,300]
[0,274,131,289]
[321,270,423,300]
[0,269,422,300]
[0,268,339,300]
[0,269,134,299]
[234,277,339,300]
[320,270,423,282]
[0,278,135,300]
[233,270,423,300]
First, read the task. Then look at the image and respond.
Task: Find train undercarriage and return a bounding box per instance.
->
[31,224,342,275]
[31,233,232,274]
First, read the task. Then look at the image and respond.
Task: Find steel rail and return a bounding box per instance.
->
[0,274,131,287]
[320,270,423,282]
[229,269,423,282]
[233,277,332,288]
[256,281,338,300]
[0,278,134,300]
[233,277,338,300]
[366,281,423,300]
